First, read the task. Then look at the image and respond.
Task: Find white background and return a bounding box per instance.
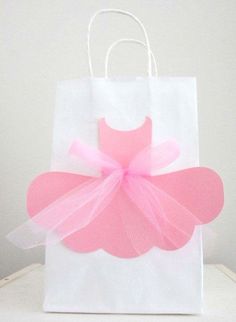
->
[0,0,235,277]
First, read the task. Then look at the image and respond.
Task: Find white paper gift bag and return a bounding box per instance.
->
[7,9,224,314]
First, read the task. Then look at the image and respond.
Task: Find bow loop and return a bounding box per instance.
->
[70,139,121,174]
[128,139,180,176]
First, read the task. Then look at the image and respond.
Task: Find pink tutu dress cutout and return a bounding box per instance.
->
[7,117,224,258]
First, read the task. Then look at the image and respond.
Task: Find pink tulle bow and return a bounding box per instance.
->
[7,139,224,257]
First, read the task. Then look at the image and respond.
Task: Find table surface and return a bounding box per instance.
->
[0,264,235,322]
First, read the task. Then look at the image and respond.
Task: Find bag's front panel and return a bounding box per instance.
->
[44,77,203,313]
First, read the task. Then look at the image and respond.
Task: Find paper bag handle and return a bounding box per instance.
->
[104,38,158,78]
[87,9,152,77]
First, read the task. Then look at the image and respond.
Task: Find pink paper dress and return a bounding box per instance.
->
[8,117,224,258]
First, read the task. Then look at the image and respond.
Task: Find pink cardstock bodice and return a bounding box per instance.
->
[99,117,152,168]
